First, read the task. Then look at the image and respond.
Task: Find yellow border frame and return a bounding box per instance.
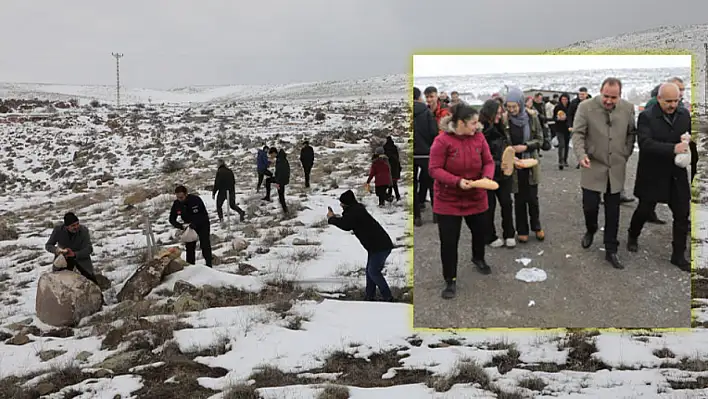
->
[408,49,698,335]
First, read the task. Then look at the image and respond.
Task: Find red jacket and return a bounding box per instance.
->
[431,101,450,135]
[367,156,392,187]
[429,126,495,216]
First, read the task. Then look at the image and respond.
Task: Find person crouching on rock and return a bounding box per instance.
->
[45,212,100,286]
[169,185,213,267]
[366,147,393,207]
[327,190,395,302]
[429,105,496,300]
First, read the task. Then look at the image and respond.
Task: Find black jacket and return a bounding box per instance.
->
[633,105,692,204]
[532,101,546,125]
[300,145,314,167]
[553,103,570,133]
[482,121,511,181]
[274,149,290,185]
[212,165,236,196]
[568,98,582,127]
[328,202,393,253]
[169,194,210,229]
[413,101,438,155]
[45,224,94,274]
[383,137,401,179]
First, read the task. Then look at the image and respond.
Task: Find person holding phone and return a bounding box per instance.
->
[327,190,395,302]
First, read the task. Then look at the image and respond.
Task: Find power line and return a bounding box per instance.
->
[111,52,124,107]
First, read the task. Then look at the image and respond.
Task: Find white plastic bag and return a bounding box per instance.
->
[674,133,692,168]
[180,227,198,243]
[53,254,68,271]
[515,267,547,283]
[551,136,559,147]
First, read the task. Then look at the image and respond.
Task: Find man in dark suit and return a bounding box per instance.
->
[626,83,692,271]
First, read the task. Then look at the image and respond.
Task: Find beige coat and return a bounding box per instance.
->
[571,96,636,194]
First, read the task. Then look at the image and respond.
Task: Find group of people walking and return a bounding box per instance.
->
[414,76,698,299]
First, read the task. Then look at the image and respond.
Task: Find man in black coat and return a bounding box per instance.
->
[45,212,99,285]
[327,190,395,301]
[413,86,438,227]
[626,83,691,271]
[264,147,290,214]
[169,185,213,267]
[299,141,315,188]
[212,159,246,223]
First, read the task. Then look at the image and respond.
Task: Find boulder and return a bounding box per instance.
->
[232,238,249,252]
[164,258,187,276]
[117,257,170,302]
[35,270,104,327]
[117,248,184,302]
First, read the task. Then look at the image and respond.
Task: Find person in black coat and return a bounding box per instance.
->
[567,87,589,129]
[553,93,571,169]
[413,87,438,226]
[627,83,691,271]
[327,190,395,301]
[45,212,98,285]
[383,136,401,201]
[169,185,213,267]
[264,147,290,214]
[212,159,246,223]
[480,99,516,247]
[299,141,315,188]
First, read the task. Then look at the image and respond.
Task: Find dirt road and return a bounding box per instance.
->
[413,150,693,329]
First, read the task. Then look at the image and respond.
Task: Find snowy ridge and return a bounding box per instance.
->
[0,74,408,106]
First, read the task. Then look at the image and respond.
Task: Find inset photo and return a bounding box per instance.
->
[412,52,694,329]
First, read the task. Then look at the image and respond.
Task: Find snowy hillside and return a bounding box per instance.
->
[0,23,706,399]
[554,23,707,115]
[0,74,408,106]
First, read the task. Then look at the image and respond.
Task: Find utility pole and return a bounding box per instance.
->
[111,52,124,107]
[703,43,707,117]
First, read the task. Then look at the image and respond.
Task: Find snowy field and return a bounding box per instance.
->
[0,24,707,399]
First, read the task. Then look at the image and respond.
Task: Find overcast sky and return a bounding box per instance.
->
[413,55,693,77]
[0,0,705,88]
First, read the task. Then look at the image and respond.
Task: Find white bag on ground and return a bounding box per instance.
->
[515,267,547,283]
[180,227,198,243]
[53,254,68,270]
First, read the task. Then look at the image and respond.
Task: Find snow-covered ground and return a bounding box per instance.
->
[0,23,707,399]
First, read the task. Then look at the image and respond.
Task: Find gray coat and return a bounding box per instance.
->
[571,96,637,194]
[45,224,94,275]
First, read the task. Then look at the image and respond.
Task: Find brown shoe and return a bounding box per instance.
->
[518,235,529,243]
[535,230,545,241]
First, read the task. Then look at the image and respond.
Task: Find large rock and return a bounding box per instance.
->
[35,270,103,327]
[117,247,183,302]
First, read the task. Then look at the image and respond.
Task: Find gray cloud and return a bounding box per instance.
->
[0,0,705,88]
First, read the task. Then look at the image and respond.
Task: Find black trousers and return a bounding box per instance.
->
[185,224,213,267]
[582,179,620,253]
[66,257,98,285]
[387,180,401,200]
[257,169,273,191]
[216,189,243,221]
[486,177,515,242]
[514,169,541,235]
[303,164,313,188]
[374,185,389,206]
[437,213,486,282]
[628,181,690,256]
[413,157,433,218]
[557,130,571,165]
[265,177,288,213]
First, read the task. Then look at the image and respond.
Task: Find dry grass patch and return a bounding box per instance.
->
[100,316,193,351]
[660,355,708,371]
[693,274,708,299]
[318,384,350,399]
[222,383,263,399]
[653,348,676,359]
[428,358,490,392]
[286,247,323,263]
[486,348,521,374]
[310,218,329,228]
[518,375,547,391]
[0,219,19,241]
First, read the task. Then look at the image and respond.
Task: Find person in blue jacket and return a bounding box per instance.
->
[256,145,272,192]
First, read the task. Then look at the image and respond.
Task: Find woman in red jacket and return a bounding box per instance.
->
[429,104,496,299]
[366,147,393,207]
